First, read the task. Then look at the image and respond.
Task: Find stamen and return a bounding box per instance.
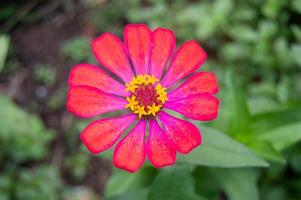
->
[134,105,147,118]
[125,83,138,92]
[125,75,168,118]
[125,96,138,111]
[147,103,162,116]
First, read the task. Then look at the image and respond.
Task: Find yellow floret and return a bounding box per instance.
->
[135,75,145,84]
[155,83,166,94]
[147,103,162,116]
[134,105,147,118]
[125,74,168,118]
[158,93,168,104]
[125,96,138,111]
[145,75,159,85]
[125,82,138,92]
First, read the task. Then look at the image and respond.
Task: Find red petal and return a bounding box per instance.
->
[164,94,219,121]
[150,28,175,79]
[146,119,176,168]
[92,33,134,83]
[124,24,152,75]
[113,120,147,172]
[67,85,126,118]
[80,114,136,154]
[158,111,201,154]
[68,64,128,96]
[161,40,207,87]
[168,72,218,100]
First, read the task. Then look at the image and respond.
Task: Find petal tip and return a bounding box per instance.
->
[80,132,102,154]
[125,23,150,30]
[66,88,90,119]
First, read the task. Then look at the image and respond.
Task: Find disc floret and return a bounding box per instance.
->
[125,75,168,118]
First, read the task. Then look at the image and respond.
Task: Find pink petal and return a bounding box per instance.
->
[113,120,147,172]
[68,64,128,96]
[146,119,176,168]
[164,94,219,121]
[92,32,134,83]
[157,111,201,154]
[161,40,207,87]
[150,28,175,79]
[124,24,152,75]
[67,85,127,118]
[168,72,218,100]
[80,114,136,154]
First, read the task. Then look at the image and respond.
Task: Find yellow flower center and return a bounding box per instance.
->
[125,75,168,118]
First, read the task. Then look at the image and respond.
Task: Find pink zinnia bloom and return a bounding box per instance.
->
[66,24,219,172]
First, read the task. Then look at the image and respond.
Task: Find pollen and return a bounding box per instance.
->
[125,75,168,118]
[133,105,147,118]
[125,96,138,111]
[125,82,138,92]
[147,103,162,116]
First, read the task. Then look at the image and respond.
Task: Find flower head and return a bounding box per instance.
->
[67,24,219,172]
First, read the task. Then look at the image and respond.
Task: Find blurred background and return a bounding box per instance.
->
[0,0,301,199]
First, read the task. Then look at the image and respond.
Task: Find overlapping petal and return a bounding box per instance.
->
[168,72,218,100]
[124,24,152,75]
[161,40,207,87]
[158,111,201,154]
[67,24,220,172]
[92,32,134,83]
[80,114,136,154]
[146,119,176,168]
[164,94,219,121]
[68,64,128,96]
[113,120,147,172]
[150,28,175,79]
[67,85,127,118]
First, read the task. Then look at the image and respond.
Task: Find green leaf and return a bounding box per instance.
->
[193,167,221,199]
[215,71,251,135]
[248,140,285,163]
[291,25,301,42]
[258,20,277,40]
[148,166,199,200]
[0,34,10,72]
[213,0,234,23]
[105,167,157,198]
[251,107,301,134]
[61,37,90,63]
[292,0,301,13]
[259,122,301,151]
[15,165,62,200]
[0,95,52,162]
[177,126,269,168]
[219,42,250,62]
[211,168,259,200]
[292,44,301,67]
[274,37,292,68]
[227,25,257,42]
[106,189,149,200]
[262,0,286,18]
[248,96,280,115]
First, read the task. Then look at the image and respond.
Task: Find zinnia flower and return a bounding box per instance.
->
[67,24,219,172]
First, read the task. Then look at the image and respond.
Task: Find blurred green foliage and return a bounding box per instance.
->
[0,96,52,163]
[61,36,94,64]
[0,96,61,200]
[0,34,9,72]
[34,64,56,86]
[14,165,62,200]
[97,0,301,199]
[1,0,301,199]
[0,165,62,200]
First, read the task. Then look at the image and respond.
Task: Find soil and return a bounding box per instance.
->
[2,0,111,196]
